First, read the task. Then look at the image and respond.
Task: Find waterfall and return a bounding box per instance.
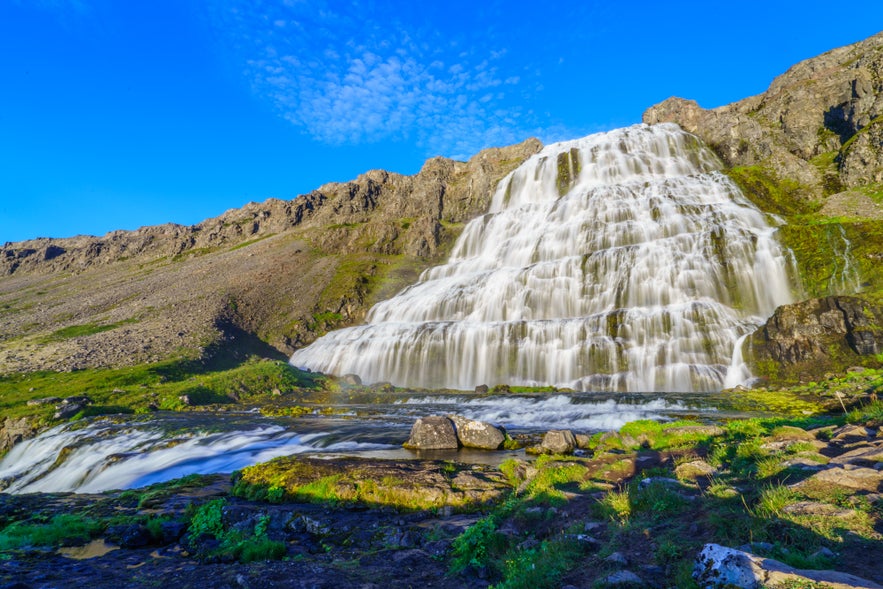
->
[827,225,861,295]
[292,123,794,392]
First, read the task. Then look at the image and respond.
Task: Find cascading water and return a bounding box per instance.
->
[827,224,861,295]
[292,123,795,392]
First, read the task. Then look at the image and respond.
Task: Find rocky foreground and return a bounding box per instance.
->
[2,402,882,589]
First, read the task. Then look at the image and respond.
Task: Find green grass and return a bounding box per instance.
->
[41,318,139,342]
[0,357,328,423]
[185,499,286,563]
[0,514,103,550]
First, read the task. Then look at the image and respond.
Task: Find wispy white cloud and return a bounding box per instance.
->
[209,0,549,159]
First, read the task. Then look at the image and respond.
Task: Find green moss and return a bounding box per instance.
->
[556,148,581,196]
[185,499,286,563]
[726,166,819,217]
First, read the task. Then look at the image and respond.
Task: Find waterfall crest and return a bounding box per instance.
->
[292,123,794,391]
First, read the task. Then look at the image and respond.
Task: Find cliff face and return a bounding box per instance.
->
[644,31,883,218]
[0,139,541,373]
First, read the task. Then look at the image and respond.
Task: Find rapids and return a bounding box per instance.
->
[292,123,795,391]
[0,395,708,493]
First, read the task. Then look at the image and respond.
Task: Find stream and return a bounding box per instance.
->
[0,393,729,494]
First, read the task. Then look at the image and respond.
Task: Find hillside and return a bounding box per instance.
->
[0,140,540,373]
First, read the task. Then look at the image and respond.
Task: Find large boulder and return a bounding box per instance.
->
[693,543,883,589]
[448,415,505,450]
[745,296,883,383]
[403,416,459,450]
[540,430,577,454]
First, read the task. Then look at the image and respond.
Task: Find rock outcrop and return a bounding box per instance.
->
[746,295,883,382]
[644,32,883,207]
[0,417,37,455]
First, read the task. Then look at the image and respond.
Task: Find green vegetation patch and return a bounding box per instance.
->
[185,498,286,563]
[233,456,509,512]
[42,318,139,342]
[0,514,103,551]
[0,358,328,423]
[727,166,819,217]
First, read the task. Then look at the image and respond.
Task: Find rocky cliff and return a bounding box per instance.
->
[644,31,883,213]
[0,139,541,373]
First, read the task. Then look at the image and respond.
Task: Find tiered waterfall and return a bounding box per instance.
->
[291,123,794,392]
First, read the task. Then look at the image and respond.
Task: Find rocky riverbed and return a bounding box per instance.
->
[2,403,882,589]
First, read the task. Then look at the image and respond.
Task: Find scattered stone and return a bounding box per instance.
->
[26,396,61,406]
[830,424,876,444]
[448,415,505,450]
[675,459,717,480]
[813,547,837,560]
[693,543,883,589]
[178,395,192,407]
[831,444,883,466]
[403,416,459,450]
[474,384,489,394]
[781,455,829,470]
[540,430,576,454]
[605,551,628,566]
[574,433,592,449]
[54,404,85,420]
[340,374,362,386]
[795,466,883,493]
[782,501,856,518]
[639,476,681,489]
[604,570,643,586]
[105,523,152,548]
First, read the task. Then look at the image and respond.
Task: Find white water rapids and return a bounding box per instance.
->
[292,123,794,391]
[0,396,703,493]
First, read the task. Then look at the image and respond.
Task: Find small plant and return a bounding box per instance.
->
[597,489,631,524]
[0,514,103,550]
[449,515,502,574]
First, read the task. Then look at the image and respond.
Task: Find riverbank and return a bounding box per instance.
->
[1,396,881,589]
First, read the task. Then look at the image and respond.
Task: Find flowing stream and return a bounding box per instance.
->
[292,123,795,391]
[0,395,716,494]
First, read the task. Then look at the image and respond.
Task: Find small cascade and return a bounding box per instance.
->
[292,123,795,392]
[0,417,395,494]
[827,225,861,295]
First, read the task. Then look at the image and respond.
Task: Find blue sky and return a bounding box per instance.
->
[2,1,882,243]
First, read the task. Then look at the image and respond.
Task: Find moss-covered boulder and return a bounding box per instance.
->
[746,295,883,383]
